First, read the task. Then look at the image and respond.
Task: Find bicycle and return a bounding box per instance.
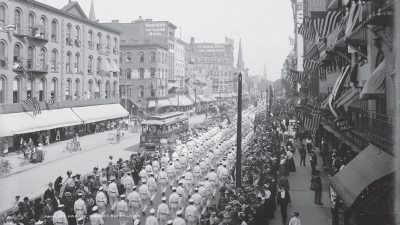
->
[0,159,14,177]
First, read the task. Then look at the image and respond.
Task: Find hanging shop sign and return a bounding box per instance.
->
[334,119,352,131]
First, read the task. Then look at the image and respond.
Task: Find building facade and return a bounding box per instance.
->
[102,18,177,81]
[175,38,185,78]
[118,44,169,111]
[0,0,121,104]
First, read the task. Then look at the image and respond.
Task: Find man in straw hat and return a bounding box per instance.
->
[42,198,54,225]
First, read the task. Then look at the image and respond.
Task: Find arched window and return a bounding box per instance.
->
[0,41,6,68]
[51,49,57,72]
[0,76,5,103]
[39,16,46,36]
[113,81,117,97]
[39,48,46,70]
[51,20,57,42]
[97,33,102,51]
[105,81,110,98]
[13,44,21,63]
[0,4,6,24]
[96,80,100,93]
[75,53,80,73]
[75,26,80,41]
[66,52,71,73]
[51,78,57,99]
[14,9,21,33]
[28,12,34,29]
[119,52,122,63]
[106,36,110,52]
[88,56,93,74]
[26,78,34,99]
[87,80,93,99]
[74,79,79,100]
[27,46,34,69]
[96,57,101,74]
[150,51,155,62]
[66,24,72,44]
[65,79,71,100]
[88,30,93,49]
[39,78,45,101]
[13,78,20,103]
[150,68,155,78]
[114,38,118,53]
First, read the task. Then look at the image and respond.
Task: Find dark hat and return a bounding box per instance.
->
[294,211,299,216]
[23,197,29,201]
[67,170,72,174]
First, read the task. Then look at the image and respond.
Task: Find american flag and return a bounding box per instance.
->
[46,98,57,105]
[23,97,41,116]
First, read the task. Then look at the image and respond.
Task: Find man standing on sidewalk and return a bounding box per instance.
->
[299,144,306,166]
[277,187,291,225]
[310,150,317,175]
[312,170,322,205]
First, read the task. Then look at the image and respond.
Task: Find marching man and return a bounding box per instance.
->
[169,187,179,220]
[166,161,176,189]
[185,199,199,225]
[139,179,150,215]
[147,173,157,205]
[157,197,170,225]
[117,195,128,225]
[127,186,140,218]
[158,167,168,196]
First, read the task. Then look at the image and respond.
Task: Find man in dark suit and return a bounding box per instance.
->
[63,192,76,225]
[277,187,291,225]
[312,170,323,205]
[42,198,54,225]
[279,174,290,191]
[43,182,58,210]
[254,197,268,225]
[299,144,307,166]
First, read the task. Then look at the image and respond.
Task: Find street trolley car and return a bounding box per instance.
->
[140,112,189,151]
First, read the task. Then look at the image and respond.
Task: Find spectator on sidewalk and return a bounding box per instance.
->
[310,150,317,175]
[277,187,291,225]
[311,170,322,205]
[306,137,313,154]
[321,142,329,166]
[279,175,289,191]
[299,144,306,166]
[288,211,301,225]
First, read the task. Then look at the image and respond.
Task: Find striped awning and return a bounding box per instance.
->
[329,65,351,117]
[326,0,340,10]
[330,144,395,208]
[333,88,352,108]
[360,60,386,100]
[337,89,360,111]
[312,11,342,38]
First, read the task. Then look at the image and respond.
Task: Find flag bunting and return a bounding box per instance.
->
[22,97,41,116]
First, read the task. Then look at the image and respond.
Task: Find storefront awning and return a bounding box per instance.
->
[105,61,114,73]
[112,61,120,72]
[169,97,178,106]
[0,108,83,137]
[337,89,360,110]
[157,99,171,108]
[360,60,386,100]
[178,95,193,106]
[333,88,352,108]
[148,100,156,108]
[71,104,128,124]
[330,144,395,208]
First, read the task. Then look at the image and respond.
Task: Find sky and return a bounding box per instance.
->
[38,0,295,81]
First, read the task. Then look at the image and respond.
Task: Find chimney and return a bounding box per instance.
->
[191,37,194,45]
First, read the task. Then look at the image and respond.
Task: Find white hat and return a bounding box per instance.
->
[120,195,125,198]
[189,199,194,203]
[132,186,137,190]
[162,197,167,201]
[92,206,98,211]
[150,208,155,214]
[172,187,177,191]
[134,219,140,225]
[176,210,182,215]
[98,186,103,191]
[142,179,146,183]
[35,221,44,225]
[167,220,173,225]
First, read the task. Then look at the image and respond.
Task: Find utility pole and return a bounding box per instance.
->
[266,88,268,118]
[125,69,128,113]
[236,72,242,188]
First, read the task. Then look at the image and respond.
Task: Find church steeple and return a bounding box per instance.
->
[263,63,267,79]
[89,0,96,22]
[237,38,244,69]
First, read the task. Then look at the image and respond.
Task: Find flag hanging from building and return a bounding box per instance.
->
[46,98,57,105]
[289,36,294,45]
[303,59,321,70]
[23,97,41,116]
[311,11,342,38]
[298,17,316,42]
[225,36,234,46]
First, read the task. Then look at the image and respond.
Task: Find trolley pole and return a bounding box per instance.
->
[236,72,242,188]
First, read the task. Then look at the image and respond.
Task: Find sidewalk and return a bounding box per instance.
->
[270,147,332,225]
[1,130,140,177]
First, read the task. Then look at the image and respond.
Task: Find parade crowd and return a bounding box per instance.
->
[3,104,311,225]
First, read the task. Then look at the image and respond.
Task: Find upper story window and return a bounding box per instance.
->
[28,12,35,29]
[0,4,6,24]
[119,52,122,63]
[97,33,102,51]
[88,30,93,49]
[51,20,57,42]
[150,51,155,63]
[13,44,21,62]
[150,68,155,78]
[66,24,72,44]
[27,46,35,69]
[158,52,160,63]
[113,38,118,54]
[97,57,102,73]
[139,52,144,62]
[51,49,57,72]
[139,68,144,79]
[75,26,80,47]
[126,52,132,63]
[14,9,21,33]
[0,41,6,68]
[87,56,93,74]
[106,36,110,52]
[66,52,71,73]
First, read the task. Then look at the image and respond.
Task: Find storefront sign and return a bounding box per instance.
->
[144,22,167,36]
[334,119,352,131]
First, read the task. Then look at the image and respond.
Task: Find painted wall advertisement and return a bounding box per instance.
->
[144,22,167,36]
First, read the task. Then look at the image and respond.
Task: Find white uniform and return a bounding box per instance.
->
[184,171,194,194]
[74,198,87,223]
[208,172,218,196]
[127,191,140,217]
[89,213,104,225]
[53,210,68,225]
[124,175,135,196]
[192,165,202,187]
[176,186,185,213]
[203,181,212,206]
[174,160,181,179]
[157,203,170,225]
[185,205,199,225]
[158,170,168,193]
[169,193,179,219]
[166,165,176,187]
[96,191,107,216]
[139,169,148,182]
[147,177,157,201]
[117,200,128,225]
[139,184,150,213]
[145,215,158,225]
[108,182,119,212]
[152,161,160,179]
[191,193,202,216]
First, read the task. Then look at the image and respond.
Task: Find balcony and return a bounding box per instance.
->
[12,62,48,74]
[12,27,49,42]
[348,108,396,146]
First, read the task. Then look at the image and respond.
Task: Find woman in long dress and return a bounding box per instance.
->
[279,155,287,177]
[36,143,44,163]
[287,149,296,172]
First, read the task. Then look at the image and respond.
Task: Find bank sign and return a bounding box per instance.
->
[144,22,167,36]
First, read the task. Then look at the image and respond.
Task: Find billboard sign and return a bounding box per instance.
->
[144,22,167,36]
